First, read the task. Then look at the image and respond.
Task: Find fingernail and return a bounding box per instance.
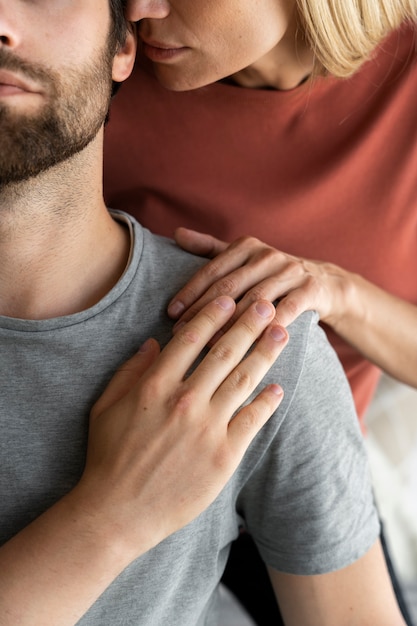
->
[168,300,185,317]
[270,325,287,342]
[216,296,234,310]
[138,338,152,353]
[255,302,273,318]
[270,384,283,396]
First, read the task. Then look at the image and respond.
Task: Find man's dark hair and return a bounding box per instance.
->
[108,0,129,99]
[109,0,129,51]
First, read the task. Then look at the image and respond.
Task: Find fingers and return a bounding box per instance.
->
[170,251,324,339]
[168,240,299,325]
[231,276,310,330]
[209,320,288,416]
[91,338,161,417]
[168,235,259,319]
[174,227,229,258]
[227,383,284,455]
[175,273,301,344]
[203,277,290,341]
[154,296,238,381]
[273,290,314,327]
[188,301,288,397]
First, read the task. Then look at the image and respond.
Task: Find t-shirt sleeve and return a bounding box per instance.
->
[237,318,380,575]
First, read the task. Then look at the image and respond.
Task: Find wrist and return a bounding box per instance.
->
[322,266,363,331]
[327,269,368,336]
[59,487,138,572]
[64,481,164,568]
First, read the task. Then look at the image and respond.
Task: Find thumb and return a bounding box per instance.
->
[174,227,229,258]
[91,338,161,417]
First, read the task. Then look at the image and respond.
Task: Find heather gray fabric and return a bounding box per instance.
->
[0,211,379,625]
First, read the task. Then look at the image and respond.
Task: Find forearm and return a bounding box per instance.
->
[0,491,140,626]
[328,270,417,386]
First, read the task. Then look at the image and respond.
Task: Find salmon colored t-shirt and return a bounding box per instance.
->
[103,23,417,425]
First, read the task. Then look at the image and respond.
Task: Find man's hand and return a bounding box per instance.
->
[77,296,288,559]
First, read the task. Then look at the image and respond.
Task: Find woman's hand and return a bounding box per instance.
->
[169,228,417,387]
[168,228,348,331]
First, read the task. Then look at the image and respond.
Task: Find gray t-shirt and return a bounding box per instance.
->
[0,211,379,625]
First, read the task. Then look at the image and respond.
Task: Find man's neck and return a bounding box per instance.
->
[0,136,130,320]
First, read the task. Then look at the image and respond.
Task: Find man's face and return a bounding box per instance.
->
[0,1,126,187]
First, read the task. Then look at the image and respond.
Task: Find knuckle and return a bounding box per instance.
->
[255,245,279,265]
[238,317,260,338]
[175,326,201,346]
[204,258,228,281]
[212,275,239,297]
[228,368,253,393]
[230,235,269,259]
[285,259,303,276]
[232,235,259,249]
[178,283,202,303]
[304,274,320,291]
[234,236,279,264]
[242,235,262,250]
[236,406,261,435]
[168,385,197,417]
[281,296,302,320]
[210,342,235,364]
[246,286,270,304]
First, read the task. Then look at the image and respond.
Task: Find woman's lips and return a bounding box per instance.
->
[140,39,189,62]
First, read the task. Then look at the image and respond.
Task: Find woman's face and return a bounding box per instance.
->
[127,0,307,91]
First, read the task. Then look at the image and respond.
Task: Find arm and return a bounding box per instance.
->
[268,540,405,626]
[247,318,405,625]
[0,297,287,626]
[169,229,417,387]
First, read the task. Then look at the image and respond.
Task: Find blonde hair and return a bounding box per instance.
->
[296,0,417,76]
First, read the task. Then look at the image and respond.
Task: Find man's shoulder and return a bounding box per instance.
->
[259,310,351,424]
[132,215,207,279]
[264,310,324,381]
[110,210,207,300]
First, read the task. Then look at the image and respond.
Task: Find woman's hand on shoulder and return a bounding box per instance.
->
[171,228,417,387]
[169,227,350,332]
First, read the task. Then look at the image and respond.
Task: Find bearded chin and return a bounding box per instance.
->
[0,103,105,188]
[0,41,114,189]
